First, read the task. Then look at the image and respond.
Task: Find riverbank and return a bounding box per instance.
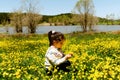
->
[0,30,120,38]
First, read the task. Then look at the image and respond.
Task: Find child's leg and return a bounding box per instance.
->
[56,60,71,72]
[46,68,52,76]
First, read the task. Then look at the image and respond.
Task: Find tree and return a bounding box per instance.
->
[0,13,10,24]
[110,13,115,25]
[88,14,98,31]
[73,0,98,32]
[106,14,115,25]
[106,15,110,25]
[22,0,42,33]
[10,10,23,33]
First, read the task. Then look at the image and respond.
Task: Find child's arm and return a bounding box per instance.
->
[46,51,72,66]
[53,54,72,65]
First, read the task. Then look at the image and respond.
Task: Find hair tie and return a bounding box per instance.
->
[52,30,55,34]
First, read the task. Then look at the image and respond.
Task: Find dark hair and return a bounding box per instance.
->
[48,30,65,46]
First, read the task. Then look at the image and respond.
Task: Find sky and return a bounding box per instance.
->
[0,0,120,18]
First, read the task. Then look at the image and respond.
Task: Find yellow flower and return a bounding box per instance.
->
[34,77,39,80]
[16,74,21,78]
[15,69,21,78]
[3,72,9,77]
[109,70,116,78]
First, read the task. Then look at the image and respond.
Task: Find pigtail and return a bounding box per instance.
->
[48,31,53,46]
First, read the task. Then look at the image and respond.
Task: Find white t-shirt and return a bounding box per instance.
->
[45,46,66,69]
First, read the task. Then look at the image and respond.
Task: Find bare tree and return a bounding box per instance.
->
[110,13,115,25]
[10,10,23,33]
[22,0,42,33]
[73,0,98,32]
[106,15,109,25]
[88,14,98,31]
[106,14,115,25]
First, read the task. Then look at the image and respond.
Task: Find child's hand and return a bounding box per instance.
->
[65,54,73,59]
[68,52,73,57]
[69,52,73,56]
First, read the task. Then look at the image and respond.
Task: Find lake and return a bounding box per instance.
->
[0,25,120,34]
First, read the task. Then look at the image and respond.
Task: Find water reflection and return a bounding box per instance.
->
[0,25,120,34]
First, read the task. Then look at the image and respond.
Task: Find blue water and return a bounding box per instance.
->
[0,25,120,34]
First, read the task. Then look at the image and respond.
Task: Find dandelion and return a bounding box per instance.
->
[109,70,116,78]
[3,72,9,77]
[34,77,39,80]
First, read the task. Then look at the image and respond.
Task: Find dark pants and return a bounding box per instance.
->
[56,60,71,72]
[46,68,52,76]
[46,60,71,75]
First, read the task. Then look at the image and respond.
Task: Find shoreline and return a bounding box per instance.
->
[0,30,120,37]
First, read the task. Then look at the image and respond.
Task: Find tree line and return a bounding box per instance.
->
[0,13,120,25]
[0,0,120,33]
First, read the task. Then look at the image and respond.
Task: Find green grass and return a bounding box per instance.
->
[0,33,120,80]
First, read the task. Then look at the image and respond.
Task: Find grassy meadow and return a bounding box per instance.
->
[0,32,120,80]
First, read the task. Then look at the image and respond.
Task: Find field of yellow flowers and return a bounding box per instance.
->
[0,33,120,80]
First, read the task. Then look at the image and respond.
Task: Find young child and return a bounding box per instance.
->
[45,30,73,75]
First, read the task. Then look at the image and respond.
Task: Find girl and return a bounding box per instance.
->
[45,30,73,75]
